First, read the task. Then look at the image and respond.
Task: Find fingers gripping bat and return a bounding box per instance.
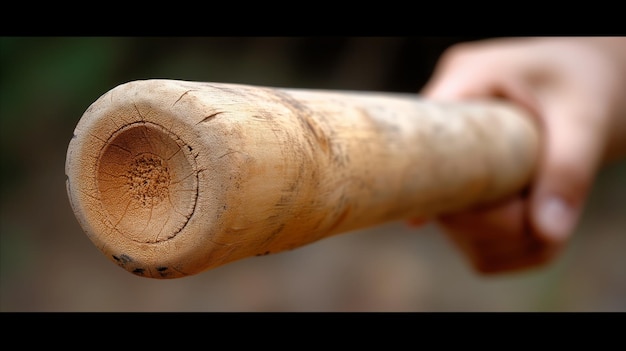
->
[65,80,539,279]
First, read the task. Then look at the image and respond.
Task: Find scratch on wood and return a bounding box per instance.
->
[173,90,197,106]
[219,150,244,159]
[196,112,223,125]
[133,103,145,121]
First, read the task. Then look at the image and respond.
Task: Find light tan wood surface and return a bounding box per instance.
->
[65,80,540,279]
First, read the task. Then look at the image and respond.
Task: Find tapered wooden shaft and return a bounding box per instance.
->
[65,80,539,279]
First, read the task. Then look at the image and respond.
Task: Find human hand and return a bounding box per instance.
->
[415,37,626,274]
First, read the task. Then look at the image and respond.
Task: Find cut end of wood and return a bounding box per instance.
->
[96,122,198,244]
[65,80,222,279]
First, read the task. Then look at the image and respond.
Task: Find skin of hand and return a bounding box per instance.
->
[413,37,626,274]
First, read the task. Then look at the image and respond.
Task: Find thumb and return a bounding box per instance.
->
[529,102,607,245]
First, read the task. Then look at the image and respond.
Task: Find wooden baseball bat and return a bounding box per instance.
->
[65,79,540,279]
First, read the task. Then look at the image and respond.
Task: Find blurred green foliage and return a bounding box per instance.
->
[2,38,117,197]
[0,36,467,199]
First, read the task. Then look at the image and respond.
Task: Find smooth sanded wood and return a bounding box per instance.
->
[65,79,540,279]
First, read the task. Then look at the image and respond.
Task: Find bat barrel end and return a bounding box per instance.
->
[65,80,226,279]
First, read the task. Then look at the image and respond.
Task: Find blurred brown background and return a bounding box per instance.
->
[1,36,624,312]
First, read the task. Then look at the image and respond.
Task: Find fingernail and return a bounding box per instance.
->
[534,196,576,242]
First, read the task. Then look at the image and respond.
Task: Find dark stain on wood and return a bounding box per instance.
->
[271,90,331,156]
